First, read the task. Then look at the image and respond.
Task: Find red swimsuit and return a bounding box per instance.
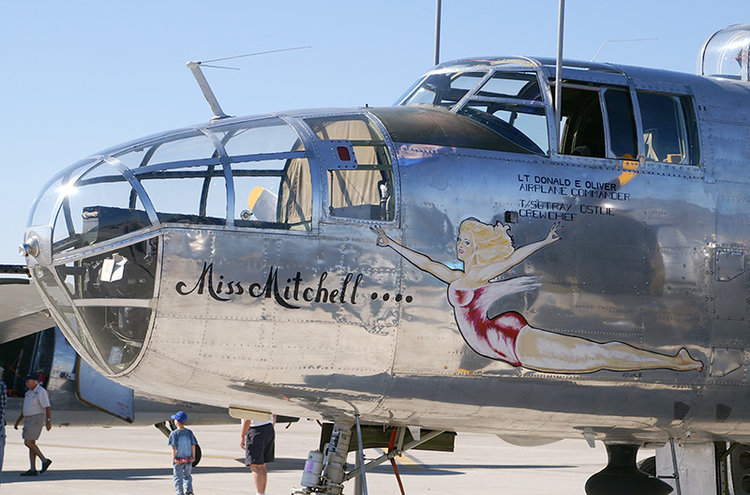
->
[447,279,537,366]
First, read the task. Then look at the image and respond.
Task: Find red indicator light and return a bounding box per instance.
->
[337,146,351,161]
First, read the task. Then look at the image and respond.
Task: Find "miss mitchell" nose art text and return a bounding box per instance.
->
[175,262,364,309]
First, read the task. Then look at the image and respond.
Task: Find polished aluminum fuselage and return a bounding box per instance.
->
[25,58,750,445]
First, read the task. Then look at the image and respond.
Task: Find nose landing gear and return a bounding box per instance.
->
[296,422,353,495]
[293,421,449,495]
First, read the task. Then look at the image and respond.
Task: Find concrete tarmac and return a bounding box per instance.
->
[1,420,614,495]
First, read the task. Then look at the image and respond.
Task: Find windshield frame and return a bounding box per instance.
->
[396,59,556,156]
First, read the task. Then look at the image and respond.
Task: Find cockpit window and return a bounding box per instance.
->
[558,86,605,158]
[604,88,637,158]
[399,70,550,156]
[457,103,548,155]
[476,72,542,100]
[637,91,699,165]
[401,72,486,108]
[305,115,395,222]
[458,71,549,155]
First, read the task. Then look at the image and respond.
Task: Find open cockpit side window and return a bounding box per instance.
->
[305,116,395,222]
[558,87,605,158]
[637,91,699,165]
[603,88,638,159]
[556,84,637,159]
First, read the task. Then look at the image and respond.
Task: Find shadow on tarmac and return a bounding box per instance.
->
[2,458,576,484]
[3,457,304,484]
[2,466,243,484]
[371,463,576,476]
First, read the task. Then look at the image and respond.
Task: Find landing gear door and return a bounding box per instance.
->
[75,356,134,423]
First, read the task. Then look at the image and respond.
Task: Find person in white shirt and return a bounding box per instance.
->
[13,374,52,476]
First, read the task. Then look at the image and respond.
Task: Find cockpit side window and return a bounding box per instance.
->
[556,84,638,159]
[558,86,606,158]
[305,116,395,222]
[603,88,637,159]
[637,91,699,165]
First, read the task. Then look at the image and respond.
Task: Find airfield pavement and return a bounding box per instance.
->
[1,419,624,494]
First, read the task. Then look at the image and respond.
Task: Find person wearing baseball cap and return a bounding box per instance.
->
[168,411,198,495]
[14,373,52,476]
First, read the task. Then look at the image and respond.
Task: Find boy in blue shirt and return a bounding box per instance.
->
[168,411,198,495]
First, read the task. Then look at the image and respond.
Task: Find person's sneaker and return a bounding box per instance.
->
[40,459,52,473]
[20,469,38,476]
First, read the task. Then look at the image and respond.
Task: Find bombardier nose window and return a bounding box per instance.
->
[27,116,312,375]
[52,161,152,254]
[54,238,157,372]
[211,119,312,231]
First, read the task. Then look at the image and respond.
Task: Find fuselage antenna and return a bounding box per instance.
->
[554,0,565,153]
[186,46,312,121]
[591,38,657,62]
[434,0,442,66]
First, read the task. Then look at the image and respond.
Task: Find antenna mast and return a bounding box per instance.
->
[434,0,442,66]
[186,61,229,120]
[554,0,565,153]
[186,46,311,120]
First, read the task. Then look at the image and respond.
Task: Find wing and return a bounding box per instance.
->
[0,266,51,344]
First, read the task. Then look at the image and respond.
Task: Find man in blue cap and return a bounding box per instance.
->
[168,411,198,495]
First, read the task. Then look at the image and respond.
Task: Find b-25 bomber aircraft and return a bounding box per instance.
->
[17,24,750,495]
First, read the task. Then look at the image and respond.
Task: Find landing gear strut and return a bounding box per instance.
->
[297,422,353,495]
[294,421,447,495]
[585,444,672,495]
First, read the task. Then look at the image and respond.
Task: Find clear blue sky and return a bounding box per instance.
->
[0,1,744,264]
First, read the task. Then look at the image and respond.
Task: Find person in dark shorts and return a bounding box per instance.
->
[240,415,275,495]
